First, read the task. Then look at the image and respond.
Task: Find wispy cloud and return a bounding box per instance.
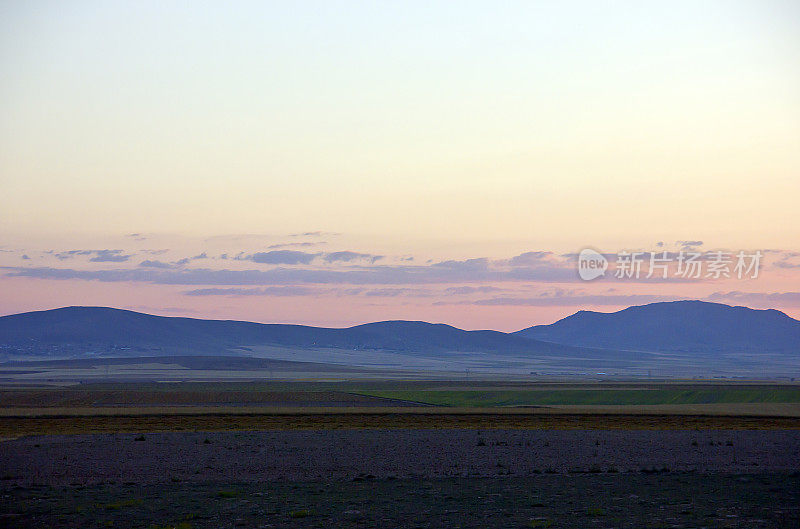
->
[443,286,503,295]
[5,249,798,295]
[707,291,800,307]
[363,287,435,297]
[54,250,92,260]
[53,249,133,262]
[266,242,325,249]
[323,251,383,263]
[289,231,338,237]
[1,256,575,285]
[139,260,179,269]
[90,250,132,262]
[245,250,319,265]
[437,294,684,307]
[677,240,704,249]
[505,251,554,266]
[236,250,384,265]
[184,286,318,296]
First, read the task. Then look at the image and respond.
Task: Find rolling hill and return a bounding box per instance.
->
[1,302,797,372]
[515,300,800,355]
[0,306,584,360]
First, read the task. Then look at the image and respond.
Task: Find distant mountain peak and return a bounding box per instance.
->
[515,300,800,354]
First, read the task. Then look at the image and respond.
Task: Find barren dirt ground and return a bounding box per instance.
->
[3,429,800,485]
[2,429,800,528]
[3,473,800,529]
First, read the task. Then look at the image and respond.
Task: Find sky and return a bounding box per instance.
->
[1,1,799,330]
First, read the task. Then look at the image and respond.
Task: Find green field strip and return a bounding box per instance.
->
[356,388,800,407]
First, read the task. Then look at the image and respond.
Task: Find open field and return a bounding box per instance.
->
[0,355,396,384]
[2,429,800,528]
[0,387,424,408]
[4,473,799,529]
[3,429,800,485]
[2,380,800,528]
[358,387,800,406]
[3,402,800,418]
[4,380,800,406]
[2,381,800,436]
[2,412,800,437]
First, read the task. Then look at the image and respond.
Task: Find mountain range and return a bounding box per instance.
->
[0,305,583,359]
[0,301,797,364]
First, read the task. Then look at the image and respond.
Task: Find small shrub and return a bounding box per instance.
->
[289,509,310,518]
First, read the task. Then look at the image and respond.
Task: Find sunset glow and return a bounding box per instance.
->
[2,1,798,328]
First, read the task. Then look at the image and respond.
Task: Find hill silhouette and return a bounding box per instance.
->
[515,300,800,354]
[0,306,579,358]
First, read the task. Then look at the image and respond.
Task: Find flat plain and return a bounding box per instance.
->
[2,380,799,528]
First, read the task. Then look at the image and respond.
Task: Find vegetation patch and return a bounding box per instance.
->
[358,388,800,407]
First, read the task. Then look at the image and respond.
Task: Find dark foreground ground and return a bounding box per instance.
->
[3,429,800,484]
[3,473,799,529]
[2,429,800,528]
